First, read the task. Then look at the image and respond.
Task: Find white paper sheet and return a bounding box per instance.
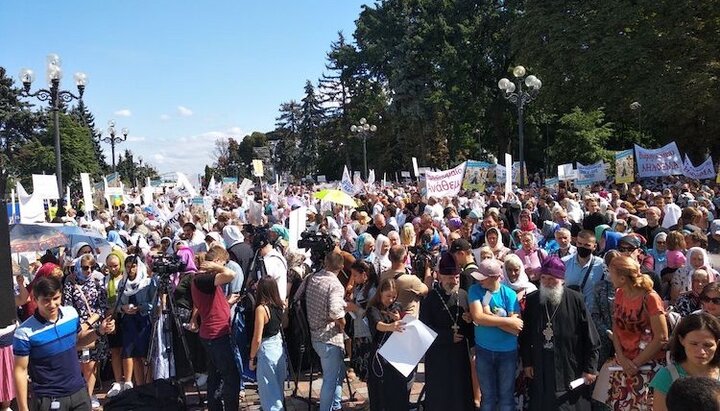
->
[377,315,437,377]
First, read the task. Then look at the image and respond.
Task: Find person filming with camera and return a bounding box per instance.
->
[380,245,431,319]
[188,252,241,411]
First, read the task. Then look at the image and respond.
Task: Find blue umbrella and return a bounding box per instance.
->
[47,224,110,250]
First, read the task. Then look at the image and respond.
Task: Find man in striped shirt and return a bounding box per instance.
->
[13,276,114,411]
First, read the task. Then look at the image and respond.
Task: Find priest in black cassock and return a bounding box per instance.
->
[519,255,600,411]
[420,252,475,411]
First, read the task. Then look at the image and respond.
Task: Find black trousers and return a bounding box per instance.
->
[31,387,90,411]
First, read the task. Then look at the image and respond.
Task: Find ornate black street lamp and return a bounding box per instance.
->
[498,66,542,188]
[19,54,86,217]
[100,120,129,173]
[350,117,377,179]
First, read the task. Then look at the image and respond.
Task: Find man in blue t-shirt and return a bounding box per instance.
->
[469,258,523,411]
[13,276,114,411]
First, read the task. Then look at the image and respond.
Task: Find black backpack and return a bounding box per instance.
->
[286,273,319,372]
[103,379,186,411]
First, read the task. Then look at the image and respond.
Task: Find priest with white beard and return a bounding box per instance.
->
[519,255,600,411]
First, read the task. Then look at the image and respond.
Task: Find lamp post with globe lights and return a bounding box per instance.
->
[100,120,129,174]
[19,54,87,217]
[630,101,642,134]
[498,66,542,188]
[350,117,377,179]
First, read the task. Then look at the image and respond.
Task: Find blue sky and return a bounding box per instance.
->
[0,1,370,181]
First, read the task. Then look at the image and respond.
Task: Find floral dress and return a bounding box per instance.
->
[63,272,109,362]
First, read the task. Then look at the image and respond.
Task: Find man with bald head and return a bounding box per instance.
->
[365,213,395,239]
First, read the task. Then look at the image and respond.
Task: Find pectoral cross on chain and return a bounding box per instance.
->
[451,323,460,334]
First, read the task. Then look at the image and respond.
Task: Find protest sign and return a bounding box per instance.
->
[412,157,419,178]
[340,165,354,195]
[16,182,46,223]
[80,173,94,214]
[425,162,466,198]
[615,149,635,184]
[576,161,606,186]
[252,159,264,177]
[378,316,437,377]
[31,174,59,200]
[682,155,716,180]
[634,142,683,178]
[463,160,494,192]
[496,162,524,184]
[558,163,576,181]
[504,154,512,195]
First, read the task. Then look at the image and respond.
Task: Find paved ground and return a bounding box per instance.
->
[94,363,426,410]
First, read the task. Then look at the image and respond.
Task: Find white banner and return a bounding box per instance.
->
[176,172,198,197]
[682,155,716,180]
[16,182,46,223]
[31,174,59,200]
[634,142,683,177]
[340,165,354,195]
[425,162,466,198]
[412,157,419,177]
[368,169,376,185]
[80,173,94,214]
[496,162,524,183]
[288,206,307,251]
[558,163,576,181]
[576,161,606,186]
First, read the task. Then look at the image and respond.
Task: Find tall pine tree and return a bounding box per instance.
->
[298,81,324,177]
[71,100,108,175]
[274,100,302,178]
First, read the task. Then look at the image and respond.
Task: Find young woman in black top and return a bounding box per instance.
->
[249,277,287,411]
[366,278,410,410]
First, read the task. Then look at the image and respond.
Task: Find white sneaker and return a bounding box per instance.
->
[122,381,134,391]
[107,382,123,397]
[91,395,101,409]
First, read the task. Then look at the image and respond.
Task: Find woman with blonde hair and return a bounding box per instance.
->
[595,255,668,409]
[400,223,416,248]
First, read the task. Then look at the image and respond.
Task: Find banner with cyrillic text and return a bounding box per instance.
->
[425,162,466,198]
[682,155,716,180]
[634,142,683,178]
[576,161,606,186]
[615,149,635,184]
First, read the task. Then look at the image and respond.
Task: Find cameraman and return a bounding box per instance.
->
[189,255,240,411]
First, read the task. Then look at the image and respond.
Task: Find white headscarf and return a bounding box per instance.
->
[502,254,537,293]
[120,257,151,297]
[374,234,391,274]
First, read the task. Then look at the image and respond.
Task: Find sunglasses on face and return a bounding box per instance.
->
[81,265,93,271]
[618,246,637,253]
[702,297,720,305]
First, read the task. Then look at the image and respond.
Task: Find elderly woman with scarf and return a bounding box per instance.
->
[118,255,157,387]
[648,232,668,277]
[373,234,391,275]
[672,247,720,302]
[502,254,537,310]
[353,233,376,264]
[63,254,108,408]
[514,231,547,282]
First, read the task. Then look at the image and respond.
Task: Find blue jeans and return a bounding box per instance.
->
[312,341,345,411]
[257,333,287,411]
[201,334,240,411]
[475,346,517,411]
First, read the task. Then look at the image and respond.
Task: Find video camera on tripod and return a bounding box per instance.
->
[151,254,186,290]
[297,231,335,271]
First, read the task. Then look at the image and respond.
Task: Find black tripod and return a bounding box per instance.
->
[144,271,202,403]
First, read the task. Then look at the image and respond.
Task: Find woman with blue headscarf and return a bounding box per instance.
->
[353,233,376,263]
[107,230,126,251]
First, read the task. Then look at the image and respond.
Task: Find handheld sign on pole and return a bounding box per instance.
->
[505,153,512,195]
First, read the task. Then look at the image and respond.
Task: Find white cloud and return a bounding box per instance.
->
[153,154,165,164]
[159,114,171,121]
[177,106,193,117]
[114,109,132,117]
[126,136,146,142]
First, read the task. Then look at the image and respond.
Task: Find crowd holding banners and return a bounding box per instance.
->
[4,147,720,411]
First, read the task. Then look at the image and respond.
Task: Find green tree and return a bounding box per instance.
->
[70,100,108,175]
[274,101,302,177]
[548,107,614,169]
[298,81,324,177]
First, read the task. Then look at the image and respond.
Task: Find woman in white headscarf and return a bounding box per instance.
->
[117,255,157,387]
[502,254,537,306]
[373,234,391,275]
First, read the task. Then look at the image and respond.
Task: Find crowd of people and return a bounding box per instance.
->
[2,176,720,410]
